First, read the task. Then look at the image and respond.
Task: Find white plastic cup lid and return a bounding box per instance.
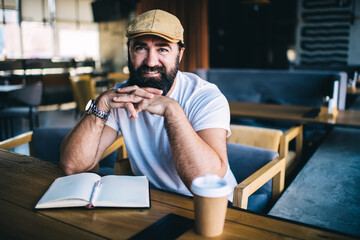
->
[190,174,233,198]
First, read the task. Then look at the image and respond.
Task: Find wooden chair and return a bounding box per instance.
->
[227,142,285,211]
[107,72,129,87]
[69,74,97,115]
[228,124,303,177]
[0,128,128,174]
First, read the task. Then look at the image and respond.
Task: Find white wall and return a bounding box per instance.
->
[99,20,128,72]
[98,9,136,72]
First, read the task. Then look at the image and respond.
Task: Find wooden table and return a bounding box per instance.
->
[0,85,24,92]
[347,86,360,95]
[0,85,24,107]
[0,149,355,239]
[229,101,360,128]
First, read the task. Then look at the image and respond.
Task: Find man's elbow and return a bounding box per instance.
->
[60,158,78,175]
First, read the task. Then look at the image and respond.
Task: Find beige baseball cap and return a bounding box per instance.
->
[126,9,184,44]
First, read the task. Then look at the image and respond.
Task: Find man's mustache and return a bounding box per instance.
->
[137,65,166,75]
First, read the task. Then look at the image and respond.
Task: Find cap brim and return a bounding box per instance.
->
[127,31,183,44]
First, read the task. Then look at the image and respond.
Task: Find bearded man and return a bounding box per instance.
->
[60,9,237,200]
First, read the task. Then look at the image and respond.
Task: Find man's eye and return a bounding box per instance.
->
[135,46,146,52]
[158,48,169,53]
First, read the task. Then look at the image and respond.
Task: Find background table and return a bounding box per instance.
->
[0,85,24,92]
[0,149,355,239]
[229,101,360,128]
[0,85,24,107]
[269,127,360,237]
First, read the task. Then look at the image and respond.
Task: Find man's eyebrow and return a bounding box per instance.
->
[155,42,171,48]
[132,41,172,49]
[132,41,147,47]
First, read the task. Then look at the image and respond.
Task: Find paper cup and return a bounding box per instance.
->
[191,174,232,237]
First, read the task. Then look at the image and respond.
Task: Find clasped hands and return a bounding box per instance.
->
[98,85,176,120]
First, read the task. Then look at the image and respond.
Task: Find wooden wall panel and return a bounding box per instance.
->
[136,0,209,73]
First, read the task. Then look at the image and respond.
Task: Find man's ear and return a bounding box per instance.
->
[179,47,185,63]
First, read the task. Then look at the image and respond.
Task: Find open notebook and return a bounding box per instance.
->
[35,172,150,209]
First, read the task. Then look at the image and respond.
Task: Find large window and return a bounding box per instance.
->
[57,22,99,59]
[0,8,21,58]
[21,21,53,58]
[55,0,99,59]
[0,0,99,60]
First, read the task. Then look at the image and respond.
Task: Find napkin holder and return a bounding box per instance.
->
[318,81,339,119]
[318,98,338,119]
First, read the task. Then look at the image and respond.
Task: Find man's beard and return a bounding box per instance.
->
[126,55,180,96]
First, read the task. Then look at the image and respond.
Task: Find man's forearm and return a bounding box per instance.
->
[60,87,162,175]
[164,102,228,189]
[60,113,108,175]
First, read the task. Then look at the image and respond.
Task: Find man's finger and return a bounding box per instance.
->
[113,94,144,103]
[143,88,163,95]
[117,86,163,96]
[116,85,139,93]
[124,102,138,119]
[117,87,155,99]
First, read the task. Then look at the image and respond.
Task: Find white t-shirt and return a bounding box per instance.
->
[106,71,237,199]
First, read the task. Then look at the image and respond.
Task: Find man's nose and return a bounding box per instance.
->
[144,49,159,67]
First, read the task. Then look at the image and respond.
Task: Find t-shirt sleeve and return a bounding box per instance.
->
[105,108,120,132]
[187,86,231,137]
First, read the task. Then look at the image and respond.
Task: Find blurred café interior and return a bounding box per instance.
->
[0,0,359,238]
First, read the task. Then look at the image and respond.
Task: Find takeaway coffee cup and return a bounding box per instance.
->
[190,174,233,237]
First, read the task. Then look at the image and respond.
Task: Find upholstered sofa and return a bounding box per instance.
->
[194,68,347,110]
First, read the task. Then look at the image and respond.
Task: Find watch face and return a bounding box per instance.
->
[85,100,92,111]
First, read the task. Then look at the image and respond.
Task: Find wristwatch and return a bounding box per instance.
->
[85,100,110,120]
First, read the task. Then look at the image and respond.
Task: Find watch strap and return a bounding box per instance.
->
[86,100,110,120]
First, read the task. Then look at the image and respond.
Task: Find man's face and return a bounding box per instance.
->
[126,35,184,96]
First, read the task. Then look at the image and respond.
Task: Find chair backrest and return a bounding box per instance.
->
[70,75,96,114]
[31,127,119,175]
[227,142,279,212]
[8,82,43,106]
[228,125,283,152]
[107,72,129,87]
[32,127,72,163]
